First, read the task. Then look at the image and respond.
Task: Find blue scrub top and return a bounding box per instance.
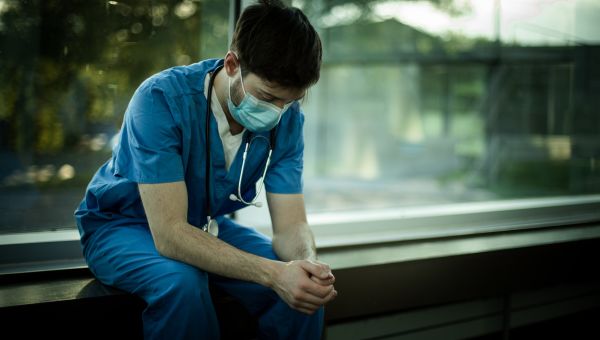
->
[75,59,304,245]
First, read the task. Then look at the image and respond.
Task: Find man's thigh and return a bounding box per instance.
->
[84,224,209,298]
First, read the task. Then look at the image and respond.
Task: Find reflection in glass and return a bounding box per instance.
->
[294,0,600,213]
[2,0,600,232]
[0,0,228,233]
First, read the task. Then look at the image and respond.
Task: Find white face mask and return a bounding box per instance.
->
[227,65,293,133]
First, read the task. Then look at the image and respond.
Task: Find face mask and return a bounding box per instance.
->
[227,66,293,133]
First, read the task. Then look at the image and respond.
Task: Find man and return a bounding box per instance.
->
[74,0,336,338]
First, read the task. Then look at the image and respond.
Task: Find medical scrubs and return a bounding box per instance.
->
[74,59,323,339]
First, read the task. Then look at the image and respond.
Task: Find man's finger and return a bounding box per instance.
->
[303,278,335,299]
[327,287,338,302]
[296,306,317,315]
[300,286,337,306]
[310,274,335,286]
[296,286,331,305]
[294,300,321,312]
[300,260,332,280]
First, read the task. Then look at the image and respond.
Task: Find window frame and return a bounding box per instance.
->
[2,194,599,274]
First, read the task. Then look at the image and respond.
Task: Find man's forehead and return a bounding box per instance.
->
[248,73,293,90]
[247,73,305,98]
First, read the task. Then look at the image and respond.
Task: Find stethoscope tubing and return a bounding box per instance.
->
[205,63,276,223]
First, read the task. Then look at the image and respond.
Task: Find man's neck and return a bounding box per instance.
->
[214,67,244,136]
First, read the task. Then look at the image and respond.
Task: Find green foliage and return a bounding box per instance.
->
[491,160,571,197]
[0,0,228,155]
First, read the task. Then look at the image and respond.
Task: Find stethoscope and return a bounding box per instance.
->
[203,64,277,236]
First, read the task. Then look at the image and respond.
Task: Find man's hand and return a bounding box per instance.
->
[271,260,337,315]
[309,260,336,286]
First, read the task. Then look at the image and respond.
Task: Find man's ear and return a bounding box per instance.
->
[224,51,239,77]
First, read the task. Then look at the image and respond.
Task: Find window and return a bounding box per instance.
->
[237,0,600,228]
[0,0,229,234]
[0,0,599,272]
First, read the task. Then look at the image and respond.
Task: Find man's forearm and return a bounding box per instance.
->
[272,222,317,262]
[155,221,282,288]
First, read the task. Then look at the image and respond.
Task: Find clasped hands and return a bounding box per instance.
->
[272,259,337,315]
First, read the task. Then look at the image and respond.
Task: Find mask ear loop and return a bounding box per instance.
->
[239,65,248,97]
[228,74,243,109]
[227,51,246,108]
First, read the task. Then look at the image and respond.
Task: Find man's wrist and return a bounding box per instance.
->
[305,250,318,262]
[272,227,317,262]
[260,258,284,289]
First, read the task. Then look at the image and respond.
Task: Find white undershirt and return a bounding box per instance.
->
[204,73,244,171]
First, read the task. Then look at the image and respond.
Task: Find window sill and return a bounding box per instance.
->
[318,222,600,270]
[1,194,599,274]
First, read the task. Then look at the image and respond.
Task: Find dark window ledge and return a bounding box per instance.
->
[1,223,599,338]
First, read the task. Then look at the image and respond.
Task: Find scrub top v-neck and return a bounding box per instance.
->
[204,71,244,172]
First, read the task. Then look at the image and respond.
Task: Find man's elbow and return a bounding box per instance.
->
[148,222,178,258]
[153,237,171,257]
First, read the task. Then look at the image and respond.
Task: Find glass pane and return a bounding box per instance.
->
[0,0,228,233]
[293,0,600,214]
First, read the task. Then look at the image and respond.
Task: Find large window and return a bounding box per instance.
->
[1,0,599,239]
[302,0,600,210]
[237,0,600,226]
[0,0,228,234]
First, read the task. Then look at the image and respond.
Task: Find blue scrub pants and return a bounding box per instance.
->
[82,217,324,339]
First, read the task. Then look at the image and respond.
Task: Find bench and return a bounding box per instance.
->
[0,268,258,339]
[3,223,600,339]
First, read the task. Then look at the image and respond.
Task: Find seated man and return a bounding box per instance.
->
[74,0,337,338]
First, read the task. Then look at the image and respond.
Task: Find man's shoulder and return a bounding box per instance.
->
[140,58,223,97]
[280,102,305,130]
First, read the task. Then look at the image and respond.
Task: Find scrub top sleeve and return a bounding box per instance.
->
[264,113,304,194]
[113,80,185,184]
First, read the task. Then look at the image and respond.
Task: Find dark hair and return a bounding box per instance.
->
[230,0,322,89]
